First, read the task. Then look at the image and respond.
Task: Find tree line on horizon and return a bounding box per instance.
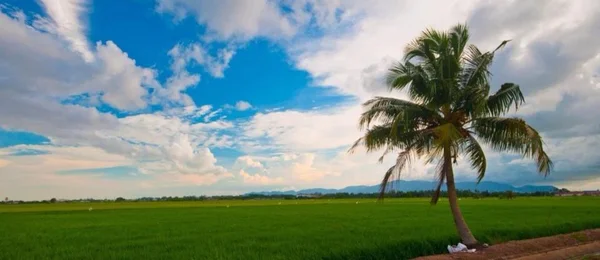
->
[1,189,564,204]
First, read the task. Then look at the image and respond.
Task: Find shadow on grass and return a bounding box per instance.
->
[322,223,600,260]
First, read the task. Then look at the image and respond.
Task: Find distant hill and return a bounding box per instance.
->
[247,180,558,196]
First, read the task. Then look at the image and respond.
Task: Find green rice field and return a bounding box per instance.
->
[1,197,599,259]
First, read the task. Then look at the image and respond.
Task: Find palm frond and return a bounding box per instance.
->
[378,145,395,163]
[348,124,394,153]
[358,96,441,130]
[472,117,553,175]
[449,23,469,60]
[461,40,509,95]
[461,134,487,182]
[452,85,487,117]
[379,149,413,200]
[404,28,440,64]
[461,44,492,91]
[430,157,447,205]
[348,123,435,155]
[386,62,439,105]
[486,83,525,116]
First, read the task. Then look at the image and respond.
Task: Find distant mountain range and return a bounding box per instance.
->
[247,180,558,196]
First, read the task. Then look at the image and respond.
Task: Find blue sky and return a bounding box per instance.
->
[1,0,599,200]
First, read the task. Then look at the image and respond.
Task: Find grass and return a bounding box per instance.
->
[0,197,599,259]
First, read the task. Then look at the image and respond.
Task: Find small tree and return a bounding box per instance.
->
[115,197,126,202]
[50,198,57,203]
[506,190,515,200]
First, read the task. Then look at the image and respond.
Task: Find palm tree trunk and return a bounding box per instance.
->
[444,146,478,246]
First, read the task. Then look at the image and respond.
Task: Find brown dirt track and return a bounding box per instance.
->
[414,229,600,260]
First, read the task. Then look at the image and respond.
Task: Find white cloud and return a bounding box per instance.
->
[156,0,296,41]
[235,101,252,111]
[234,152,341,188]
[155,43,236,107]
[0,9,234,200]
[38,0,94,62]
[236,156,264,169]
[232,0,600,190]
[243,104,361,151]
[239,169,283,185]
[203,109,222,122]
[291,1,476,100]
[90,41,160,110]
[2,0,600,199]
[169,43,235,78]
[290,153,338,182]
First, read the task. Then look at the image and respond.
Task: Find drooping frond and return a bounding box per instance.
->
[430,163,445,205]
[461,134,487,182]
[349,124,395,153]
[379,149,413,200]
[378,145,395,163]
[472,117,553,175]
[431,150,450,205]
[349,123,438,157]
[358,96,441,130]
[485,83,525,116]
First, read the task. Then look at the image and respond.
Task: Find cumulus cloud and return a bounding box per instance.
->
[0,8,234,199]
[233,152,342,188]
[236,156,264,169]
[91,41,160,110]
[243,104,362,151]
[2,0,600,199]
[239,169,283,185]
[235,0,600,188]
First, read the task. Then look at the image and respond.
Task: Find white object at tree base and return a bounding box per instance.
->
[447,243,476,254]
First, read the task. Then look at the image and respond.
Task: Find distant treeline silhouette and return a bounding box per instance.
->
[2,189,562,204]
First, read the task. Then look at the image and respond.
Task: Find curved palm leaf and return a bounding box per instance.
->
[430,156,447,205]
[386,62,439,105]
[461,134,487,182]
[472,117,553,175]
[378,149,413,199]
[359,96,441,130]
[461,40,510,96]
[486,83,525,116]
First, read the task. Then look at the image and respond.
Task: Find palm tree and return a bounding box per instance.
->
[349,24,552,246]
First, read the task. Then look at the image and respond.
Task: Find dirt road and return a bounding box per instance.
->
[415,229,600,260]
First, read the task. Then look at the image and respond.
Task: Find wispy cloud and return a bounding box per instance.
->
[38,0,94,62]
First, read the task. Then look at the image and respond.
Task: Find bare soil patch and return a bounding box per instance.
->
[415,229,600,260]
